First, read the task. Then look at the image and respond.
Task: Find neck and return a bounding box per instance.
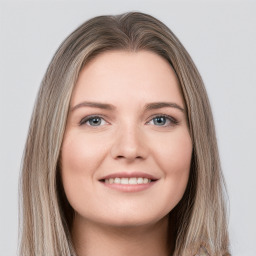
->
[71,214,173,256]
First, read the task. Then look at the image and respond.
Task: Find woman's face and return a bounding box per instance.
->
[61,50,192,227]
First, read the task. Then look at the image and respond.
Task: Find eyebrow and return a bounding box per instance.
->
[70,101,185,113]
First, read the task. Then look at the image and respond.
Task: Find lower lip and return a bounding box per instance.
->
[100,181,157,192]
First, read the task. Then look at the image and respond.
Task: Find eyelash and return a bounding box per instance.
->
[79,114,179,127]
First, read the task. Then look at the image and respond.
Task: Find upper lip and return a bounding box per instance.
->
[99,172,159,181]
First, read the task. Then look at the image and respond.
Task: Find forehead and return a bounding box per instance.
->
[71,50,184,108]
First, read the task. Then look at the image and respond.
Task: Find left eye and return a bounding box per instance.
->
[80,115,177,127]
[80,116,107,126]
[148,115,177,127]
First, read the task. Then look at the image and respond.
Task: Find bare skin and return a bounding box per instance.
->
[72,214,171,256]
[61,50,192,256]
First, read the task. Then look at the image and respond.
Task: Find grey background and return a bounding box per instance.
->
[1,0,255,255]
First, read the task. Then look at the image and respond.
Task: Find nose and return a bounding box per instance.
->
[110,124,148,162]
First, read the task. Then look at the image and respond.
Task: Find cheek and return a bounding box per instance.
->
[157,129,192,173]
[61,132,106,174]
[152,129,192,208]
[60,132,106,207]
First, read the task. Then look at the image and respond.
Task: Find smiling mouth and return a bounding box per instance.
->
[100,177,157,185]
[98,172,159,192]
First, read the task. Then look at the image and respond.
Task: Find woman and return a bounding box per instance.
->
[19,12,230,256]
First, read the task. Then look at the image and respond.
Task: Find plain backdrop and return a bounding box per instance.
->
[0,0,255,255]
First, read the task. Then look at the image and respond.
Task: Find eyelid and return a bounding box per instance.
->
[79,115,108,126]
[146,113,179,126]
[79,113,179,127]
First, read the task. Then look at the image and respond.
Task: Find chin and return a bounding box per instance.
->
[93,210,169,229]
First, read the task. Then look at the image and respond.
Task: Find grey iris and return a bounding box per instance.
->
[153,117,166,126]
[89,117,102,126]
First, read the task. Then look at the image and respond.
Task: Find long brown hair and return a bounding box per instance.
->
[19,12,230,256]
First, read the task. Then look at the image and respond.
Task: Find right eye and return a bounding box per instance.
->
[80,116,107,127]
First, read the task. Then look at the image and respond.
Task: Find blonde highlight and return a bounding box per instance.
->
[19,12,230,256]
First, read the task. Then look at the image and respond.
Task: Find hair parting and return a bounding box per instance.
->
[19,12,230,256]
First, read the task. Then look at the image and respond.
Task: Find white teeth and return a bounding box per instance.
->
[137,177,144,184]
[104,177,152,184]
[120,178,129,184]
[114,178,121,184]
[129,177,137,184]
[143,178,149,183]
